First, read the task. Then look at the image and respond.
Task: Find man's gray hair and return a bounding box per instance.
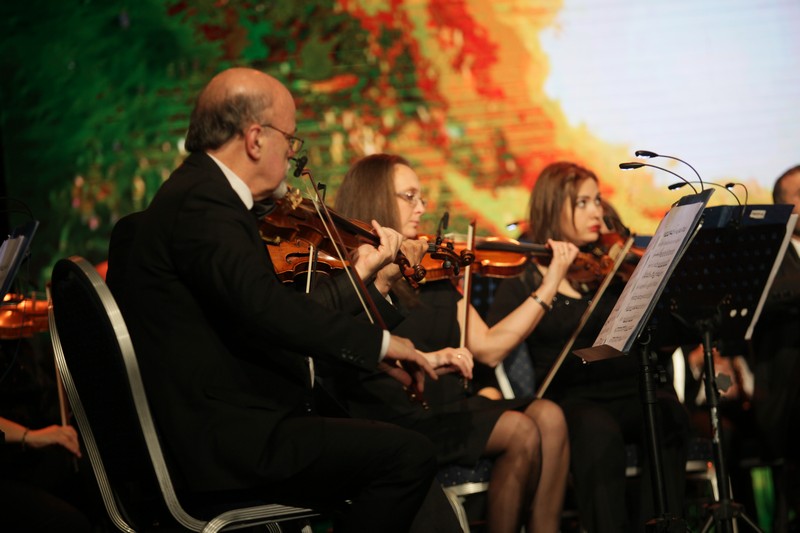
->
[184,92,271,153]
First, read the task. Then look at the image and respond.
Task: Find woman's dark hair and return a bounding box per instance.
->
[336,153,420,307]
[335,153,411,232]
[527,162,599,243]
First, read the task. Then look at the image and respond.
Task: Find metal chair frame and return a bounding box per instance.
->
[50,256,317,532]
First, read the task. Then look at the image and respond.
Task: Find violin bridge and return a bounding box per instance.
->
[287,187,303,209]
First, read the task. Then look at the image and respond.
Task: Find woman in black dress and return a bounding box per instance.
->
[486,161,689,532]
[329,153,576,533]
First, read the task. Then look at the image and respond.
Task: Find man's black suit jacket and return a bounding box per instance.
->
[750,242,800,458]
[108,152,389,492]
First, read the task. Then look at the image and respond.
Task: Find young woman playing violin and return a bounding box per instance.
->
[324,153,574,533]
[484,162,689,533]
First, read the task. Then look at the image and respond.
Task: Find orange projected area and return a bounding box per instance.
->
[3,1,793,285]
[338,0,777,239]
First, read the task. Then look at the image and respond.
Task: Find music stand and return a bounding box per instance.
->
[0,220,38,300]
[0,219,39,386]
[581,199,795,532]
[576,189,713,531]
[647,204,795,533]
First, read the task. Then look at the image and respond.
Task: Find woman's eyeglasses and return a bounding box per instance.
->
[395,191,427,208]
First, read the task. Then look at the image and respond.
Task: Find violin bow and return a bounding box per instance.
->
[535,236,635,399]
[292,158,432,407]
[298,172,384,328]
[458,220,477,390]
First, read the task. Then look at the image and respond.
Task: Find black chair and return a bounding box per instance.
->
[49,256,318,532]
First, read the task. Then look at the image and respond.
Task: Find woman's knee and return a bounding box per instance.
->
[498,411,542,458]
[526,398,567,437]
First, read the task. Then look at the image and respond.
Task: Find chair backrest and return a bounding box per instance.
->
[50,256,315,532]
[496,342,535,399]
[51,256,179,531]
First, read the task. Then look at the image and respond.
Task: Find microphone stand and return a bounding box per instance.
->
[645,201,792,533]
[696,320,763,533]
[637,326,687,533]
[669,181,746,224]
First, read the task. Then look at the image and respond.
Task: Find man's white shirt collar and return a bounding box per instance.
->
[207,153,254,210]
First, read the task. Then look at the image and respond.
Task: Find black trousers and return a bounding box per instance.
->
[560,390,689,533]
[259,416,439,533]
[0,479,93,533]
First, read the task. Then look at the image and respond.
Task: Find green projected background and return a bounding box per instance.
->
[0,1,459,288]
[1,0,797,289]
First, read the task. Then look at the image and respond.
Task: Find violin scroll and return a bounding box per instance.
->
[419,236,475,282]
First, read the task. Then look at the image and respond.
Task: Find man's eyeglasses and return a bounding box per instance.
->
[260,124,304,153]
[395,190,428,208]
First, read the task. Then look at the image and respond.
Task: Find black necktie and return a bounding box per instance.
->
[251,200,275,220]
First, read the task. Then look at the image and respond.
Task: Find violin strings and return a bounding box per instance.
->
[305,183,376,326]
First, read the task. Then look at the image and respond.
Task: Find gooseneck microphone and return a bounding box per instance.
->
[619,161,698,194]
[668,181,741,205]
[290,155,308,177]
[437,211,450,236]
[725,182,749,207]
[634,150,705,192]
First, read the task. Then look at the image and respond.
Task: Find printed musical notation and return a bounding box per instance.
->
[590,198,707,355]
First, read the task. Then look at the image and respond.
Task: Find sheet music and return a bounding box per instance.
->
[0,221,40,301]
[0,235,25,286]
[591,199,706,354]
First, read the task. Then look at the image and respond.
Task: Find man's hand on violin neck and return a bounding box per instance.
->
[372,237,428,294]
[400,238,427,266]
[372,220,404,261]
[352,221,404,280]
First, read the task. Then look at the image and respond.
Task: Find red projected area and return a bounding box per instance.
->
[1,0,797,284]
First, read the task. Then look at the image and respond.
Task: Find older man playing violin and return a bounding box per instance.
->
[106,67,469,532]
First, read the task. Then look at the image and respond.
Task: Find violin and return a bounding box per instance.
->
[419,232,643,285]
[588,232,645,283]
[260,188,469,287]
[261,158,438,409]
[416,234,475,283]
[0,294,49,339]
[258,187,425,286]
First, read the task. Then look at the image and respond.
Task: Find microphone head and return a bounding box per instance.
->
[441,211,449,230]
[667,182,687,191]
[619,162,644,170]
[292,155,308,177]
[634,150,658,158]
